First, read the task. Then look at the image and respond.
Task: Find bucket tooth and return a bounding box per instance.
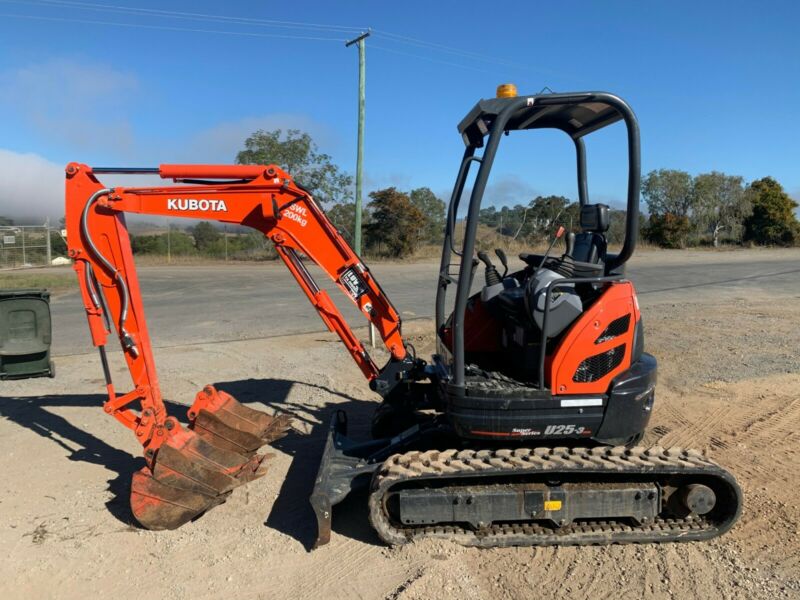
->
[189,386,292,454]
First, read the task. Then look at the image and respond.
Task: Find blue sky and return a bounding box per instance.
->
[0,0,798,220]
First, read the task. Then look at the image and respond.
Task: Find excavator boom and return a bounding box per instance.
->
[65,162,408,528]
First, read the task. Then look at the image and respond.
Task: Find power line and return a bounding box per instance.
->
[372,29,533,71]
[3,0,533,73]
[0,12,347,41]
[370,44,499,75]
[2,0,560,77]
[1,0,366,32]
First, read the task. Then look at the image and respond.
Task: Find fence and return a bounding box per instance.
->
[0,225,56,270]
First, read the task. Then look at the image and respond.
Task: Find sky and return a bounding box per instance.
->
[0,0,798,222]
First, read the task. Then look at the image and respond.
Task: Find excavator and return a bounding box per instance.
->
[65,87,742,546]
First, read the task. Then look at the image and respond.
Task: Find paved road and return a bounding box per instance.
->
[46,251,800,356]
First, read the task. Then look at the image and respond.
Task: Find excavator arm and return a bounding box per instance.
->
[64,162,411,529]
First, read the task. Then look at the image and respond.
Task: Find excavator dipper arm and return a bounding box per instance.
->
[64,162,408,529]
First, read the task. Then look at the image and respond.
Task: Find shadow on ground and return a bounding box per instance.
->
[213,377,382,550]
[0,377,381,550]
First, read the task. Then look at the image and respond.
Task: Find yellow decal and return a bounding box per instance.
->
[544,500,562,511]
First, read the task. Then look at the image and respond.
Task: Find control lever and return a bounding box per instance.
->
[494,248,509,277]
[538,226,566,270]
[565,232,575,257]
[477,251,502,286]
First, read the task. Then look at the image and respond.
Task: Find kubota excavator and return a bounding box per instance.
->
[65,88,742,546]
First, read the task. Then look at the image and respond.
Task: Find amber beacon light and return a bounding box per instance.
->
[496,83,518,98]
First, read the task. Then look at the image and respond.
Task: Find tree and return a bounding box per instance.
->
[693,172,750,246]
[743,177,799,246]
[409,187,446,243]
[236,129,352,205]
[645,213,692,249]
[478,206,499,229]
[477,196,576,243]
[520,195,573,242]
[0,216,13,226]
[641,169,695,218]
[641,169,697,248]
[364,187,426,257]
[190,221,221,251]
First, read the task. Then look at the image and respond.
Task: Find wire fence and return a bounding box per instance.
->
[0,226,61,270]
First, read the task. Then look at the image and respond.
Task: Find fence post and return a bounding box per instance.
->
[45,220,52,266]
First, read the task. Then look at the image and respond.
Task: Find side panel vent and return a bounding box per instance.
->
[573,344,626,383]
[595,314,631,344]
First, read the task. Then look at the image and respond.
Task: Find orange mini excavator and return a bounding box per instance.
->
[66,89,742,546]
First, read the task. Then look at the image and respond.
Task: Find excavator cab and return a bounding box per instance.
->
[430,90,655,446]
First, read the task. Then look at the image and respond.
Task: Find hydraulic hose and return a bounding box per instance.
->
[80,188,139,357]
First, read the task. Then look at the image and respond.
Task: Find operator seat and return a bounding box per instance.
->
[570,203,609,264]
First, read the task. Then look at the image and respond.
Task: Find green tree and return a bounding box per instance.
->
[642,169,695,218]
[409,187,446,242]
[645,213,691,248]
[478,206,499,229]
[641,169,696,247]
[236,129,352,205]
[190,221,221,251]
[743,177,799,246]
[364,187,426,257]
[0,216,13,226]
[519,196,573,241]
[692,172,750,246]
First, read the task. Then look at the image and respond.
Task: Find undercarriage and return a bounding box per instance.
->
[311,411,742,548]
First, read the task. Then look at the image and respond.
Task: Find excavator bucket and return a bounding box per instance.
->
[188,385,293,454]
[130,387,292,530]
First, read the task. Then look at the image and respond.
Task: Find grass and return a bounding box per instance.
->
[0,271,76,292]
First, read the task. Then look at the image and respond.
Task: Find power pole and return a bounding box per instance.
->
[345,30,370,256]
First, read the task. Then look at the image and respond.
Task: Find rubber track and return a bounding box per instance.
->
[368,445,742,547]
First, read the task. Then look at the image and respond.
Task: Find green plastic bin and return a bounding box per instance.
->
[0,288,54,379]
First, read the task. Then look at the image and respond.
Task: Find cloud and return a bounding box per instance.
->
[0,59,138,152]
[0,149,64,222]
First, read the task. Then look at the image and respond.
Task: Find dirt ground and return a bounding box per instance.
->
[2,274,800,598]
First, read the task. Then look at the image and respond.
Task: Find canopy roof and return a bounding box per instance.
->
[457,93,625,147]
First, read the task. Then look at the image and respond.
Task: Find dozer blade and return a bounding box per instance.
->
[189,385,292,454]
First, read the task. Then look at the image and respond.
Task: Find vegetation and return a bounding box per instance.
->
[0,272,75,291]
[236,129,352,205]
[743,177,799,246]
[639,169,800,248]
[120,130,800,261]
[364,188,427,257]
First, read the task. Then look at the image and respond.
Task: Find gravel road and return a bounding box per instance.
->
[41,247,800,356]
